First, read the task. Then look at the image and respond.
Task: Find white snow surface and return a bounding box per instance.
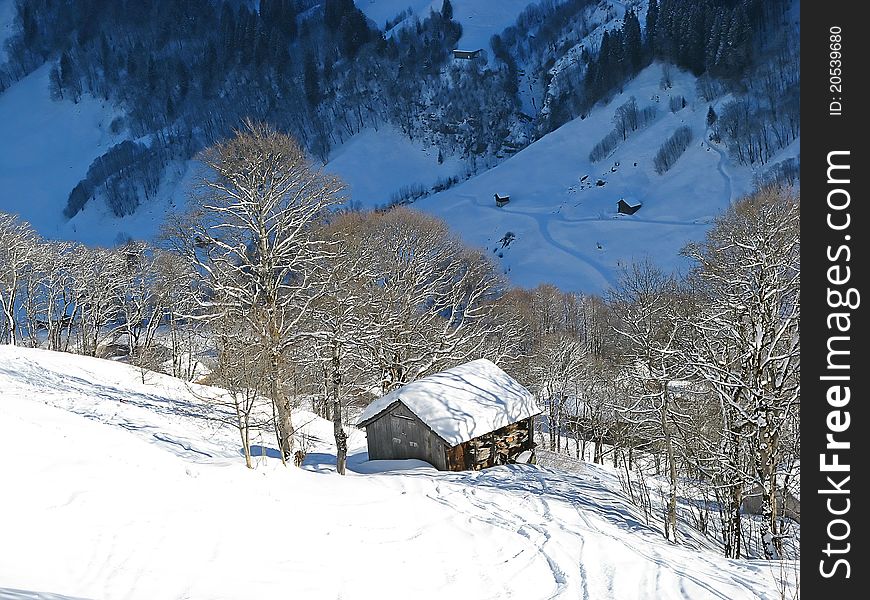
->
[0,346,795,599]
[356,358,540,445]
[324,125,463,207]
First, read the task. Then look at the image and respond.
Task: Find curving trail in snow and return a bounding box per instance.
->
[404,61,767,293]
[349,462,792,600]
[705,125,734,206]
[467,193,617,288]
[464,186,711,291]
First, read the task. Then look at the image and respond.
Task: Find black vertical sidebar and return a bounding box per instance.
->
[802,0,867,597]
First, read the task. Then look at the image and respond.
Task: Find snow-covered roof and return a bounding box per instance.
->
[356,359,540,447]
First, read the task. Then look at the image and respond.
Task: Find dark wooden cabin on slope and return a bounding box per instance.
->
[617,198,642,214]
[356,359,540,471]
[452,49,483,60]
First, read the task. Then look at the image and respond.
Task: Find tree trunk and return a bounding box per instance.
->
[271,352,294,463]
[241,421,252,469]
[663,392,678,542]
[3,295,17,346]
[331,341,348,475]
[334,404,348,475]
[757,411,782,559]
[665,432,678,542]
[724,484,743,558]
[235,395,253,469]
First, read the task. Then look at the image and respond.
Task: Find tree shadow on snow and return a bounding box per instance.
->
[244,445,283,459]
[0,588,94,600]
[300,450,436,475]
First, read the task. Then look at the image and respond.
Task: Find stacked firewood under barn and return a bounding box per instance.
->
[446,416,535,471]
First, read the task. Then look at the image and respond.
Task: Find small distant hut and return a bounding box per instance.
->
[742,486,801,523]
[356,359,540,471]
[617,198,642,214]
[452,49,483,60]
[494,193,510,207]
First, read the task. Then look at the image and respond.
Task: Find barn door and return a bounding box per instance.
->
[390,412,414,459]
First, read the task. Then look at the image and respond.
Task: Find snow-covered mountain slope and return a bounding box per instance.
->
[0,64,195,247]
[322,60,798,292]
[0,57,790,292]
[324,125,465,208]
[0,0,795,291]
[414,63,788,292]
[0,346,795,599]
[0,65,120,242]
[358,0,547,52]
[0,0,15,63]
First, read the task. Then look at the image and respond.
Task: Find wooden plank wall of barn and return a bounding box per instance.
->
[364,402,448,470]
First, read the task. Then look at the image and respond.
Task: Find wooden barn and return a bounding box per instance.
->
[494,193,510,207]
[742,485,801,523]
[452,49,483,60]
[356,359,540,471]
[617,198,642,214]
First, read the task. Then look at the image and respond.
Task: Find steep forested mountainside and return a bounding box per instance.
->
[0,0,798,289]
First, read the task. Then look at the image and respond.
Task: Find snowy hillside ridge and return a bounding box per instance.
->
[0,63,190,247]
[328,58,797,292]
[324,125,466,208]
[0,0,798,291]
[0,65,121,244]
[0,0,14,63]
[415,62,787,292]
[356,358,540,445]
[0,59,786,291]
[358,0,555,57]
[0,346,796,599]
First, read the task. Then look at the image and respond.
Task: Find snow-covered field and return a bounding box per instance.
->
[0,346,795,599]
[324,126,464,208]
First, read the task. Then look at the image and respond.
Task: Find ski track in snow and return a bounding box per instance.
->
[0,347,794,600]
[466,192,616,287]
[366,465,785,600]
[465,185,714,290]
[706,127,734,205]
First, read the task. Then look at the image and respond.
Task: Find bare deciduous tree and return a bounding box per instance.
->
[348,208,508,391]
[209,315,272,469]
[307,214,381,474]
[682,187,800,558]
[609,260,692,542]
[171,120,345,463]
[74,247,125,357]
[0,212,40,345]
